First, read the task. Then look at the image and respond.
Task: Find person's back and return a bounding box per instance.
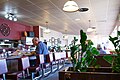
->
[32,37,48,55]
[36,41,48,55]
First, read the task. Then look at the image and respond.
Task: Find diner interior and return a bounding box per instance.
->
[0,0,120,80]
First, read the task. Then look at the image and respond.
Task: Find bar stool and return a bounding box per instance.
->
[29,54,42,79]
[0,59,8,80]
[37,54,52,77]
[53,52,62,70]
[37,54,45,77]
[0,58,25,80]
[46,52,58,73]
[6,56,30,80]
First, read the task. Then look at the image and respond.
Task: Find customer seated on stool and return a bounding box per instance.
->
[32,37,49,62]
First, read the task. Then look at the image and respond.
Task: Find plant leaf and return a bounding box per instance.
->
[103,55,113,64]
[91,47,100,56]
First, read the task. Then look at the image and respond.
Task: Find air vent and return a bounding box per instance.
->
[97,20,106,22]
[78,8,89,12]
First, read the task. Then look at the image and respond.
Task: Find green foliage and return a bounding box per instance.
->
[103,31,120,72]
[70,30,100,72]
[103,55,113,64]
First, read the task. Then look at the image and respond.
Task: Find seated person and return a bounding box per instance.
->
[32,37,48,61]
[28,37,48,66]
[97,44,106,54]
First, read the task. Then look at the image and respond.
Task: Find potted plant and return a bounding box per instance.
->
[59,30,120,80]
[103,31,120,72]
[70,30,100,72]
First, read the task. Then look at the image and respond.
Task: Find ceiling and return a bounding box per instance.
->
[0,0,120,36]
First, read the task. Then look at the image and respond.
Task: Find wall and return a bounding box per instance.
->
[67,34,80,45]
[33,26,39,38]
[0,18,33,40]
[39,26,64,46]
[39,26,79,47]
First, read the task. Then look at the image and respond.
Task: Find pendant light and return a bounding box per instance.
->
[44,22,51,34]
[63,0,79,12]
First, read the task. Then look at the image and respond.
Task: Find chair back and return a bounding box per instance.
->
[49,52,54,62]
[18,56,30,71]
[21,57,30,70]
[60,52,66,59]
[0,59,8,74]
[53,52,61,61]
[46,52,54,63]
[39,54,44,64]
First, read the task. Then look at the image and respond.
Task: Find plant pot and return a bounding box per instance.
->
[59,67,120,80]
[95,54,116,67]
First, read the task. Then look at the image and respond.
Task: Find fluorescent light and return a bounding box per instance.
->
[63,0,79,12]
[75,18,80,21]
[4,40,9,42]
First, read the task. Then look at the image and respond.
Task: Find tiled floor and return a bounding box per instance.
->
[40,63,72,80]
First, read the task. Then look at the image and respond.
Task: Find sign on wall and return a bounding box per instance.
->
[0,23,10,36]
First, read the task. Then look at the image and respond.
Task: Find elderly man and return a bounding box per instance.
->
[32,37,48,55]
[32,37,48,63]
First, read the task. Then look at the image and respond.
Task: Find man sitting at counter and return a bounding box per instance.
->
[32,37,49,62]
[9,37,48,66]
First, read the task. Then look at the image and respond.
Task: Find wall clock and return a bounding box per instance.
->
[0,23,10,36]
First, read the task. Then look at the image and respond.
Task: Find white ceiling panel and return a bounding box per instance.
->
[0,0,119,36]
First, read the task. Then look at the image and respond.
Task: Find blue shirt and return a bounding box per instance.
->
[36,41,48,55]
[99,48,106,54]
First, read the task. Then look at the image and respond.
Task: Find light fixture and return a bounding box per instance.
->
[87,27,93,32]
[63,30,68,39]
[87,20,96,32]
[44,22,51,34]
[75,18,80,21]
[44,28,51,34]
[63,0,79,12]
[63,35,68,39]
[4,13,17,21]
